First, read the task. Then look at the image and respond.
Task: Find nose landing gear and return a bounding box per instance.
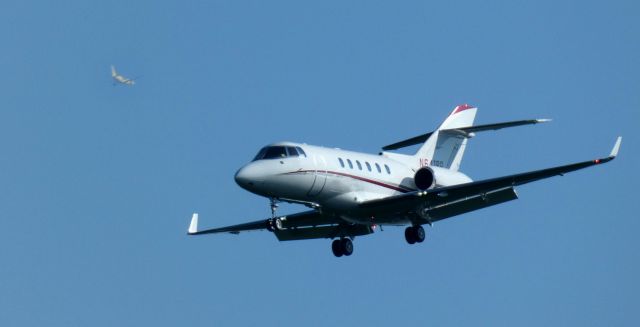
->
[270,198,279,218]
[331,238,354,257]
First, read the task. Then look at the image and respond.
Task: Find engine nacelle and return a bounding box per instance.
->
[414,167,435,190]
[414,166,474,190]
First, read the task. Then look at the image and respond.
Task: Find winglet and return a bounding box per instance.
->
[188,213,199,234]
[610,136,622,158]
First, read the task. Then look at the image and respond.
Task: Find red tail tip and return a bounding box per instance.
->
[452,104,475,115]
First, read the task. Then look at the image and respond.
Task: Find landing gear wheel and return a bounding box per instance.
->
[405,227,416,244]
[331,238,354,257]
[414,225,425,243]
[332,239,343,257]
[341,238,354,256]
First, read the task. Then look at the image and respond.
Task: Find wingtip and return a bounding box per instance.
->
[536,118,552,123]
[188,213,199,234]
[610,136,622,158]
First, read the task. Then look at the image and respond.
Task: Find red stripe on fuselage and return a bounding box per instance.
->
[285,170,414,193]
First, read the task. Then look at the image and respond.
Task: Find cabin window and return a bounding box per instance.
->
[296,146,307,157]
[286,147,299,157]
[375,163,382,173]
[385,164,391,174]
[338,158,345,168]
[347,159,353,169]
[365,162,372,171]
[356,160,362,170]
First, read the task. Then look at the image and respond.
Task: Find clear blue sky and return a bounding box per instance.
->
[0,1,638,326]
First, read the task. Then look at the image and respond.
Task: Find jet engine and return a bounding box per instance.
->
[414,167,435,190]
[414,166,474,190]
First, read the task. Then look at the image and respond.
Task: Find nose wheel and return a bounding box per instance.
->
[331,238,354,257]
[405,225,426,244]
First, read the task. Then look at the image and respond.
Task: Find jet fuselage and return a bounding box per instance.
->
[234,142,472,225]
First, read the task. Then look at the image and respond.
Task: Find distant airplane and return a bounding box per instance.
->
[187,104,622,257]
[111,65,135,86]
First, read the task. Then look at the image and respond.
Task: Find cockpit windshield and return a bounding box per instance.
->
[253,146,307,161]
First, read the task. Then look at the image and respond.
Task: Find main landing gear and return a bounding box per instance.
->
[405,225,426,244]
[331,238,354,257]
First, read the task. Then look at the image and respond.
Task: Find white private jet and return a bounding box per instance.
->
[111,65,136,86]
[188,104,622,257]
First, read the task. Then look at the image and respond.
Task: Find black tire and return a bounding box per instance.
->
[405,227,416,244]
[341,238,354,256]
[414,225,426,243]
[332,239,343,257]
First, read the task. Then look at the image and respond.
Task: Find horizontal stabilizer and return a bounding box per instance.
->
[382,119,550,150]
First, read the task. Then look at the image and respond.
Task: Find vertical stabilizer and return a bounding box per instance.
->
[111,65,117,77]
[414,104,477,171]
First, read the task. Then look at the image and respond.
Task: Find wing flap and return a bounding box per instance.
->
[275,211,340,229]
[274,224,373,241]
[426,187,518,222]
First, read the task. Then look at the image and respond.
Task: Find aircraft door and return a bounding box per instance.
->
[307,154,327,197]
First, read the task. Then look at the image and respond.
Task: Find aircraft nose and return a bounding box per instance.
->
[234,164,264,190]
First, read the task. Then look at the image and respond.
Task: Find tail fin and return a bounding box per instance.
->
[111,65,117,77]
[415,104,477,171]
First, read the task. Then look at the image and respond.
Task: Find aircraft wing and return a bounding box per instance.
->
[188,210,340,235]
[362,137,622,223]
[188,213,271,235]
[187,210,374,241]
